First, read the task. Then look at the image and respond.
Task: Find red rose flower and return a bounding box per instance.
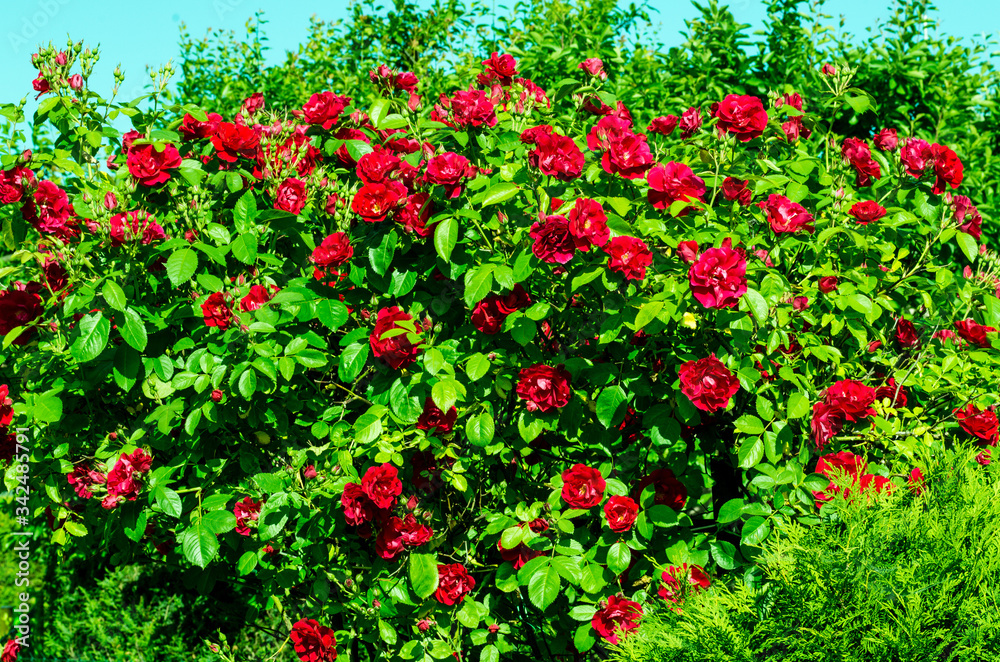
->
[721,177,752,205]
[351,181,406,222]
[567,198,610,250]
[310,232,354,269]
[849,200,887,225]
[874,378,908,408]
[659,563,711,604]
[431,86,497,130]
[497,538,543,570]
[633,468,687,511]
[369,306,424,369]
[290,619,337,662]
[647,115,678,135]
[819,276,839,293]
[0,286,44,345]
[931,143,963,194]
[873,128,898,151]
[529,215,576,264]
[604,236,652,281]
[647,162,706,216]
[341,483,378,526]
[240,284,275,312]
[900,138,933,179]
[300,91,351,130]
[470,298,504,334]
[528,131,584,181]
[601,132,654,179]
[361,463,403,509]
[2,639,20,662]
[423,152,473,199]
[954,319,996,348]
[894,319,920,348]
[841,138,881,186]
[516,363,572,412]
[435,564,476,605]
[712,94,768,141]
[126,142,181,187]
[578,58,607,79]
[377,514,434,559]
[952,195,983,240]
[233,496,262,536]
[603,495,639,532]
[416,397,458,435]
[824,379,877,422]
[394,192,435,236]
[688,245,747,309]
[561,464,606,509]
[591,596,643,645]
[201,292,233,330]
[812,451,867,509]
[810,401,844,450]
[109,210,166,246]
[179,112,222,140]
[954,403,999,445]
[211,122,260,163]
[66,463,106,499]
[274,178,308,214]
[759,194,814,234]
[679,106,702,139]
[679,355,740,412]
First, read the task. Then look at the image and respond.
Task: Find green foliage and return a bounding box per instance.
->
[610,456,1000,662]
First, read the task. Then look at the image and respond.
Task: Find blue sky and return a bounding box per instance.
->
[2,0,998,120]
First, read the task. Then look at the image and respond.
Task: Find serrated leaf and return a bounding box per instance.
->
[70,312,111,363]
[738,437,764,469]
[596,386,627,428]
[338,343,368,382]
[957,231,978,263]
[232,233,258,264]
[526,560,561,610]
[410,553,439,599]
[120,308,148,352]
[434,217,458,263]
[102,280,126,311]
[481,182,519,207]
[166,249,198,286]
[743,288,767,324]
[634,301,663,330]
[181,523,219,569]
[606,542,631,575]
[466,412,495,446]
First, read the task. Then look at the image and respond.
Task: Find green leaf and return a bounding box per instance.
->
[123,510,148,543]
[742,288,768,324]
[369,98,390,130]
[741,516,771,546]
[431,380,458,412]
[166,249,199,286]
[231,233,259,264]
[465,353,491,381]
[181,523,220,569]
[717,498,744,524]
[526,560,561,610]
[787,392,810,419]
[155,486,183,518]
[845,94,871,114]
[710,540,739,570]
[735,414,765,435]
[369,230,398,276]
[33,390,63,423]
[258,493,290,540]
[464,265,495,307]
[114,344,141,392]
[102,280,127,311]
[120,308,148,352]
[238,369,257,399]
[481,182,519,207]
[957,231,978,263]
[354,410,384,445]
[338,343,369,382]
[596,386,627,428]
[434,217,458,263]
[606,542,631,575]
[574,624,596,653]
[738,437,764,469]
[70,312,111,363]
[410,553,439,599]
[480,644,500,662]
[466,412,495,446]
[238,550,259,575]
[202,510,237,534]
[634,301,663,330]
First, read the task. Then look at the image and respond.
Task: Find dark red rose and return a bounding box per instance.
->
[516,363,572,412]
[211,122,260,163]
[578,57,607,79]
[423,152,473,199]
[759,194,814,234]
[470,298,504,335]
[66,463,106,499]
[678,354,740,412]
[290,618,337,662]
[591,596,642,645]
[603,495,639,532]
[201,292,233,330]
[126,143,181,186]
[679,106,702,139]
[310,232,354,268]
[810,401,844,450]
[721,177,752,205]
[101,449,152,510]
[824,379,877,422]
[431,86,497,130]
[780,116,809,142]
[688,245,747,309]
[26,180,77,240]
[0,286,44,345]
[567,198,610,250]
[351,181,406,222]
[528,131,584,181]
[109,210,165,246]
[361,463,402,509]
[874,378,907,408]
[900,138,933,179]
[394,192,434,237]
[331,127,371,167]
[377,514,434,559]
[300,91,351,130]
[240,284,276,312]
[356,149,401,185]
[819,276,839,293]
[370,306,424,369]
[873,128,898,151]
[954,319,996,348]
[841,138,881,186]
[659,563,711,604]
[849,200,887,225]
[894,319,920,348]
[3,639,21,662]
[952,195,983,240]
[647,162,706,216]
[0,166,34,205]
[497,538,542,570]
[561,464,605,509]
[274,178,308,214]
[633,468,687,510]
[529,215,576,264]
[341,483,378,526]
[179,112,222,140]
[410,450,453,493]
[954,403,999,445]
[604,236,652,281]
[931,143,963,194]
[416,397,458,435]
[601,132,654,179]
[712,94,768,141]
[435,564,476,605]
[211,389,224,403]
[233,496,262,536]
[645,115,678,136]
[677,240,700,264]
[811,451,867,509]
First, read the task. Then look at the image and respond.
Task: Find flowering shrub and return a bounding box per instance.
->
[2,33,1000,661]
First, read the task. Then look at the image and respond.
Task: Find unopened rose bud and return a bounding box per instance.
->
[184,230,198,243]
[55,51,67,65]
[211,389,223,403]
[821,63,837,76]
[303,464,317,480]
[208,643,220,653]
[418,619,432,632]
[488,624,500,634]
[109,432,118,440]
[487,352,497,361]
[69,74,83,90]
[345,578,354,589]
[373,599,381,608]
[19,149,32,165]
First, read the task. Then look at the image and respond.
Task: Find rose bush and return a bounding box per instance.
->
[2,31,999,662]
